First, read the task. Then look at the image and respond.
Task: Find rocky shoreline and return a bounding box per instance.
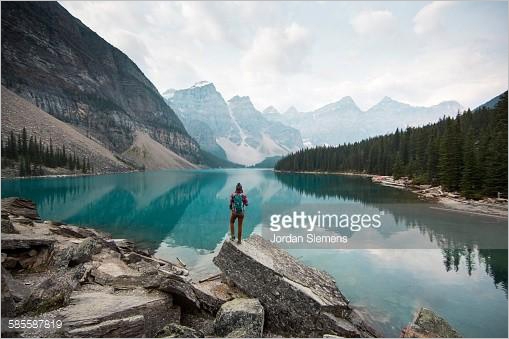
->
[1,197,461,338]
[370,175,508,218]
[275,170,507,218]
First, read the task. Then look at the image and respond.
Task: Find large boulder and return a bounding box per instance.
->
[52,237,104,269]
[1,266,18,317]
[400,307,461,338]
[156,270,200,307]
[1,267,32,315]
[213,235,378,337]
[22,265,86,314]
[214,298,264,338]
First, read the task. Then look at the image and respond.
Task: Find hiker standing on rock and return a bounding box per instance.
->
[229,183,248,244]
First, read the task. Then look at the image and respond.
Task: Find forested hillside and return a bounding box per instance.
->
[275,92,508,198]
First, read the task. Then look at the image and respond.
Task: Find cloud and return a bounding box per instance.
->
[414,1,455,35]
[351,10,395,35]
[59,1,507,112]
[242,23,313,77]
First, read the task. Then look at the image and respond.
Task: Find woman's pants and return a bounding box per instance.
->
[230,212,244,241]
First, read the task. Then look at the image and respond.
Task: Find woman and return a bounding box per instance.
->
[229,183,248,244]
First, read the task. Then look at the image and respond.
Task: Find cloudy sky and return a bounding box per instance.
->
[61,1,507,112]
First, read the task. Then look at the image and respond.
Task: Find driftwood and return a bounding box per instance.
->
[198,273,222,283]
[133,252,179,268]
[176,257,187,268]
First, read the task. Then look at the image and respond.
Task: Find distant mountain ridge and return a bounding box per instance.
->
[263,96,463,146]
[165,82,303,166]
[1,1,201,167]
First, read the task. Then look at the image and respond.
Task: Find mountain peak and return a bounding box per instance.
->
[369,96,406,110]
[229,95,251,103]
[380,96,395,103]
[313,96,361,114]
[191,80,213,88]
[335,96,359,109]
[285,106,299,115]
[339,96,355,104]
[263,106,280,115]
[228,95,256,111]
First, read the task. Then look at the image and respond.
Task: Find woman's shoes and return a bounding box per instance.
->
[229,233,241,244]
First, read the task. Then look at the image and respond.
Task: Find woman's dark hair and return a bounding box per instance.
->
[236,183,243,193]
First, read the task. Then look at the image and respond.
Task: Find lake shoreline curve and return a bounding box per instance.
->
[274,170,508,218]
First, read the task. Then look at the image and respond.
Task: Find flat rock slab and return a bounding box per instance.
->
[213,235,376,337]
[56,290,179,337]
[92,257,142,287]
[1,197,40,220]
[67,315,145,337]
[1,233,55,250]
[192,279,246,314]
[49,224,101,239]
[401,307,461,338]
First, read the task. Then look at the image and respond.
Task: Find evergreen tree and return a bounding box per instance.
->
[392,153,404,179]
[460,131,480,198]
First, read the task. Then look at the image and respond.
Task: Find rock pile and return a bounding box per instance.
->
[0,198,239,337]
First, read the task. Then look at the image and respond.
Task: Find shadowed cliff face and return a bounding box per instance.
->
[1,2,200,163]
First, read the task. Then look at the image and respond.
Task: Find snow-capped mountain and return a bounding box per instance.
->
[265,96,463,146]
[165,82,303,166]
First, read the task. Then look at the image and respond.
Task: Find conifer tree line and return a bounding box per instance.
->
[1,127,93,176]
[276,93,508,199]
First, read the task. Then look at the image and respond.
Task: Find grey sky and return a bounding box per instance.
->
[61,1,508,112]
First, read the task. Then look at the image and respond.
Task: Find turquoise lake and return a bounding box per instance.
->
[1,169,507,337]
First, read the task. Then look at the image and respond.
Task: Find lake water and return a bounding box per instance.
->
[2,169,507,337]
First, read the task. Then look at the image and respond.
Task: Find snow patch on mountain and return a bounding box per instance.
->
[162,88,176,100]
[216,137,265,166]
[192,80,212,88]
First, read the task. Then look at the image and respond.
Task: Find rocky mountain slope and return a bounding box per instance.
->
[476,91,507,110]
[1,2,201,165]
[121,131,198,170]
[264,97,463,146]
[167,82,237,159]
[1,86,130,175]
[166,82,303,166]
